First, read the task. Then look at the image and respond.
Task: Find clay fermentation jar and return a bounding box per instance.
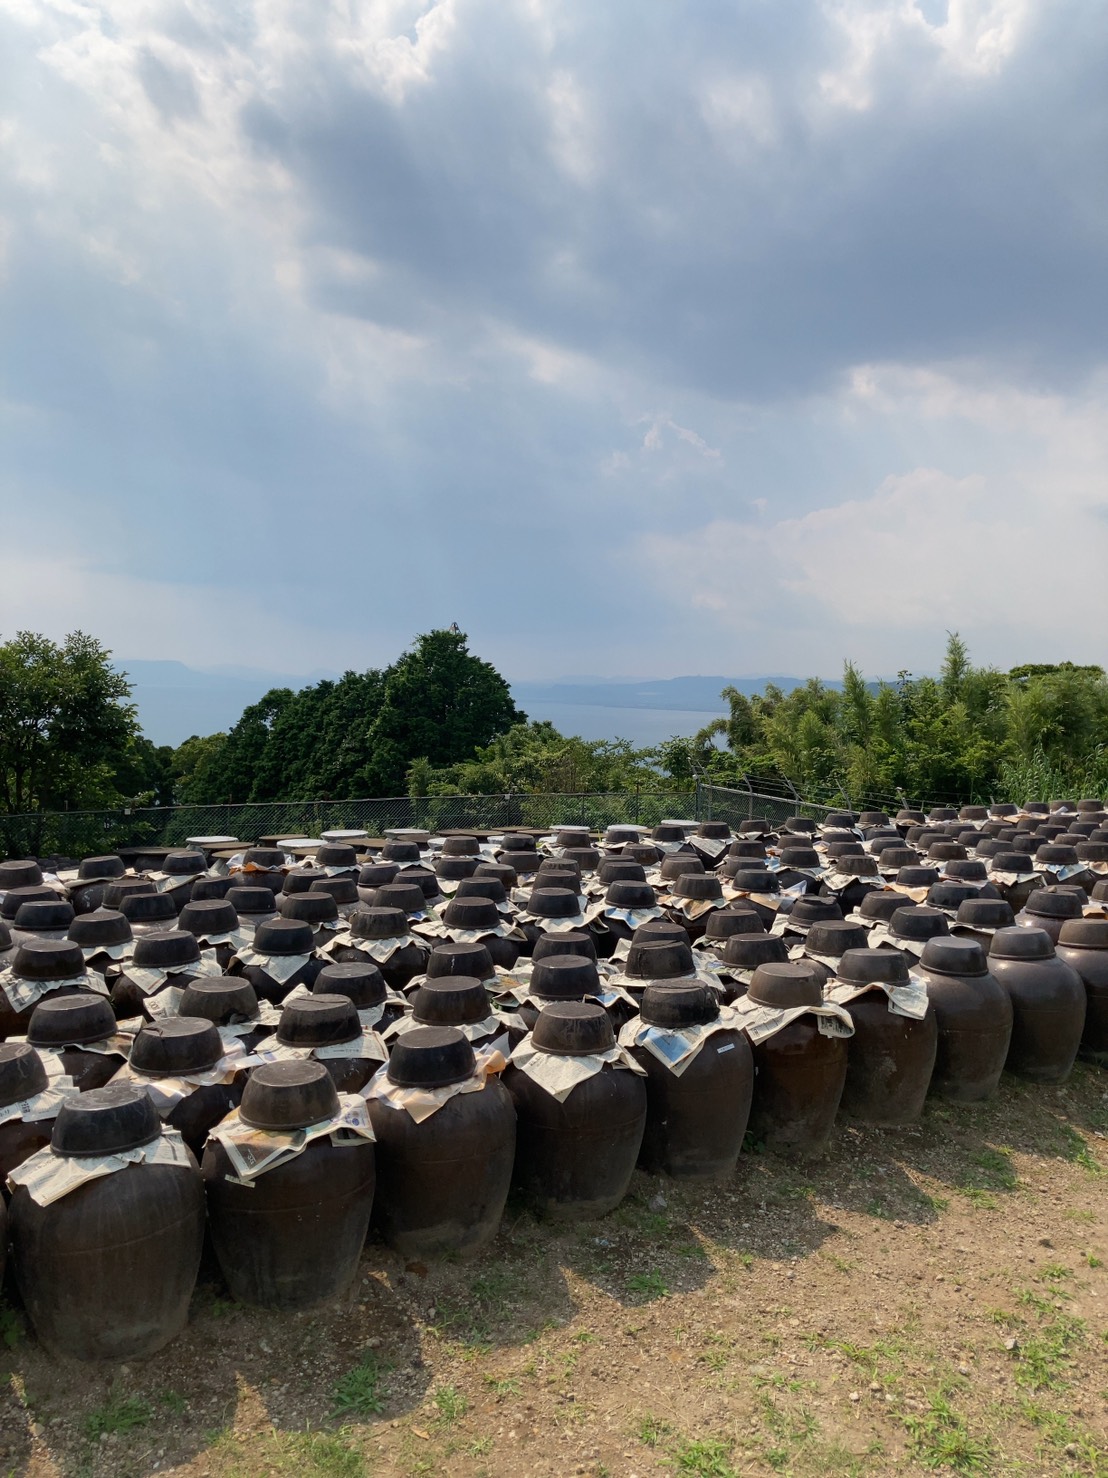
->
[128,1018,244,1157]
[504,1002,646,1219]
[26,995,121,1092]
[8,1085,204,1359]
[368,1026,515,1257]
[744,962,848,1158]
[0,1044,56,1183]
[1054,919,1108,1065]
[202,1061,376,1310]
[987,927,1085,1083]
[833,949,937,1126]
[918,938,1013,1101]
[629,984,752,1180]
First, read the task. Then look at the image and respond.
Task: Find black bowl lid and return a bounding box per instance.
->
[606,880,657,909]
[890,906,949,942]
[358,862,400,888]
[12,937,86,980]
[532,930,597,963]
[944,860,988,881]
[226,885,277,915]
[702,905,764,940]
[387,1025,476,1087]
[435,856,480,881]
[351,906,411,940]
[834,856,879,877]
[921,936,988,976]
[525,887,580,919]
[426,941,495,979]
[1058,918,1108,949]
[500,832,538,851]
[178,977,259,1025]
[858,892,908,923]
[778,847,820,868]
[697,821,731,839]
[12,897,75,932]
[990,926,1054,961]
[240,1059,340,1129]
[624,938,696,980]
[178,899,240,936]
[314,960,387,1006]
[190,876,235,902]
[27,994,116,1046]
[640,983,719,1029]
[381,841,422,863]
[309,877,359,904]
[531,955,600,999]
[804,921,869,956]
[373,883,428,915]
[747,961,822,1009]
[4,889,67,923]
[51,1083,162,1156]
[837,947,909,985]
[67,909,132,949]
[119,891,178,924]
[130,1017,224,1075]
[0,860,44,890]
[243,848,287,869]
[76,857,127,874]
[928,842,967,861]
[658,854,704,882]
[788,897,843,927]
[278,892,339,925]
[729,868,778,893]
[671,874,723,901]
[316,844,358,868]
[719,933,788,968]
[499,850,541,874]
[0,1041,49,1108]
[992,852,1034,872]
[895,866,940,887]
[161,851,207,877]
[454,876,509,906]
[652,824,687,844]
[278,993,361,1047]
[955,898,1016,928]
[927,882,979,911]
[783,816,819,832]
[412,977,492,1026]
[132,929,201,969]
[475,862,518,888]
[531,1000,615,1056]
[443,898,501,932]
[1023,889,1083,919]
[441,836,480,857]
[252,918,316,956]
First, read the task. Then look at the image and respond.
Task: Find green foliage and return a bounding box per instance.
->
[331,1352,390,1418]
[418,719,663,795]
[84,1395,153,1439]
[0,630,138,817]
[690,634,1108,808]
[175,630,524,803]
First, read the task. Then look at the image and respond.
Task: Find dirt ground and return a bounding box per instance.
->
[2,1064,1106,1478]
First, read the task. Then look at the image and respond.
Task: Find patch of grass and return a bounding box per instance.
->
[1038,1263,1073,1285]
[972,1148,1017,1189]
[959,1188,999,1210]
[432,1385,468,1423]
[736,1251,755,1271]
[331,1351,390,1419]
[917,1191,950,1213]
[865,1198,896,1221]
[674,1240,708,1260]
[809,1333,906,1383]
[1057,1124,1101,1173]
[208,1296,236,1318]
[1019,1399,1101,1463]
[637,1412,672,1446]
[627,1270,668,1301]
[902,1391,992,1472]
[84,1395,153,1440]
[1062,1207,1096,1223]
[158,1389,188,1415]
[670,1435,736,1476]
[482,1375,520,1397]
[1013,1313,1086,1392]
[216,1428,366,1478]
[1086,1253,1102,1269]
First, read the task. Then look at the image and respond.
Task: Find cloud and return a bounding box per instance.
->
[0,0,1105,689]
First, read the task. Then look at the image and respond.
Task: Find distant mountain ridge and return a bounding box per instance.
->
[118,659,853,748]
[511,675,843,713]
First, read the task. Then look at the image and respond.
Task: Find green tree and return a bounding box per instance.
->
[0,631,138,814]
[365,630,525,795]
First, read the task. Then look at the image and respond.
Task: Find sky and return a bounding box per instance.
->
[1,0,1106,684]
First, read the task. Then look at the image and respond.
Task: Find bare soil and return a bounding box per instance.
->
[2,1065,1107,1478]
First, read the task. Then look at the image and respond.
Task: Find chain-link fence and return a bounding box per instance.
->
[697,784,838,830]
[1,792,700,861]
